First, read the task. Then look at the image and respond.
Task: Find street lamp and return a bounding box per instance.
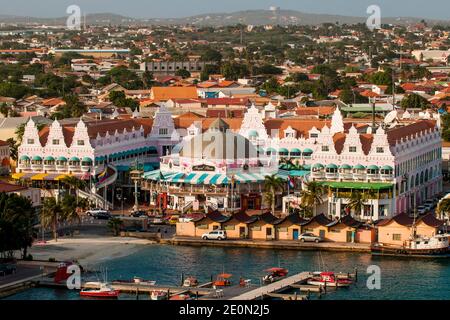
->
[130,167,143,213]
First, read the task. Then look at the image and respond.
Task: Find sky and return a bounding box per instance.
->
[0,0,449,20]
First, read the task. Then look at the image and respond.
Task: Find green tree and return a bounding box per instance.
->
[263,174,285,214]
[0,103,9,117]
[0,193,35,259]
[401,93,430,110]
[0,82,29,99]
[41,198,64,242]
[300,181,325,217]
[175,69,191,79]
[107,217,123,236]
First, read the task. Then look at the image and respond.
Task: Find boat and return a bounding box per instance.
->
[113,276,156,286]
[213,273,232,287]
[150,290,168,300]
[182,276,199,287]
[307,272,353,287]
[371,234,450,258]
[80,283,120,298]
[262,267,289,284]
[170,294,192,300]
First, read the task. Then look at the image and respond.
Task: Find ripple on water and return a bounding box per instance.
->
[5,245,450,300]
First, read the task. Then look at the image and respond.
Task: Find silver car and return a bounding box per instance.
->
[201,230,227,240]
[299,233,323,243]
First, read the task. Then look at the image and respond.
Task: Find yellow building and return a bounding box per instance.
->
[325,215,375,243]
[275,214,306,240]
[299,214,332,240]
[248,212,280,240]
[221,211,257,239]
[377,213,444,246]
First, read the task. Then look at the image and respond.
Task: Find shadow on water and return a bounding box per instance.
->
[5,245,450,300]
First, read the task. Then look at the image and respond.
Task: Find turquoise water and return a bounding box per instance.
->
[5,245,450,300]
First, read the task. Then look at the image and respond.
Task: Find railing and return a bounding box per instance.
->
[77,189,113,210]
[181,201,193,214]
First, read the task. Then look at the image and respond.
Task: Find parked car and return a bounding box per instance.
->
[0,264,16,276]
[299,233,323,243]
[86,209,111,220]
[201,230,227,241]
[416,206,427,215]
[131,210,148,218]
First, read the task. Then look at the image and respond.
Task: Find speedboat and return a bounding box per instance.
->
[213,273,232,287]
[80,283,120,298]
[183,276,199,287]
[307,272,352,287]
[262,267,289,284]
[150,290,168,300]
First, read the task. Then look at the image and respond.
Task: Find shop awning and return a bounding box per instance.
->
[319,181,393,190]
[12,173,25,179]
[234,172,267,183]
[277,170,310,178]
[55,174,72,181]
[31,173,48,181]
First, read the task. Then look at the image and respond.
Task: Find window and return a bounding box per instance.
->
[77,140,85,146]
[310,133,318,138]
[27,139,34,144]
[52,139,59,145]
[349,146,357,152]
[322,146,329,152]
[376,147,384,153]
[159,128,168,135]
[392,234,401,241]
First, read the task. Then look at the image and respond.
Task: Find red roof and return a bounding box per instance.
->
[0,181,27,193]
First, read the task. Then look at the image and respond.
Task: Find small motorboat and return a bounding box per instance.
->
[133,277,156,286]
[262,267,289,284]
[150,290,168,300]
[80,283,120,298]
[170,294,192,300]
[54,261,83,284]
[183,276,199,287]
[307,272,352,287]
[213,273,232,287]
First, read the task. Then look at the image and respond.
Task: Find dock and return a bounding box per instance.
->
[228,272,312,300]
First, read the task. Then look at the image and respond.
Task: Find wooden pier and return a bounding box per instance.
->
[228,272,312,300]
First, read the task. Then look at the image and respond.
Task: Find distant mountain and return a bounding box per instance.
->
[0,10,448,27]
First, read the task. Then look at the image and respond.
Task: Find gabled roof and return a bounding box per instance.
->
[327,215,362,228]
[228,211,258,224]
[386,120,436,147]
[300,214,332,227]
[193,211,230,223]
[279,213,307,225]
[377,212,444,228]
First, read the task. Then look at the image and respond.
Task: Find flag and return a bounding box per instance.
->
[288,175,295,189]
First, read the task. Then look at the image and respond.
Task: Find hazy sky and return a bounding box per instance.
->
[0,0,449,20]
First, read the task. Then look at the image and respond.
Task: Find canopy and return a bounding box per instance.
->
[303,148,313,154]
[319,181,393,190]
[20,155,30,161]
[266,147,276,154]
[326,164,338,169]
[44,156,55,161]
[313,163,324,169]
[340,164,352,170]
[217,273,232,279]
[57,156,68,162]
[82,157,93,163]
[265,267,288,273]
[290,148,301,154]
[367,165,379,170]
[354,164,366,170]
[278,148,289,154]
[381,165,393,171]
[31,173,48,181]
[32,156,42,161]
[70,157,80,162]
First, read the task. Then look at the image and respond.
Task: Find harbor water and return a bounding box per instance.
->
[5,245,450,300]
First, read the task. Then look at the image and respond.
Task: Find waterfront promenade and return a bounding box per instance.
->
[162,236,371,253]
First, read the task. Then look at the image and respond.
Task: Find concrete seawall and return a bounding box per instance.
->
[160,237,371,253]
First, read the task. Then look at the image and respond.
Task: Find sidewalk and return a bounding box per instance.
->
[162,237,371,253]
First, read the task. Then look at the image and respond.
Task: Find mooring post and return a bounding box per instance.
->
[324,281,327,293]
[136,288,139,300]
[295,292,297,300]
[167,289,170,300]
[196,291,199,300]
[354,267,358,282]
[307,289,310,300]
[181,272,184,286]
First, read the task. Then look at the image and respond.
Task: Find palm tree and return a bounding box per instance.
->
[60,194,81,225]
[346,189,376,217]
[41,198,64,242]
[264,174,285,214]
[437,198,450,220]
[300,181,325,216]
[107,217,123,236]
[61,176,86,195]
